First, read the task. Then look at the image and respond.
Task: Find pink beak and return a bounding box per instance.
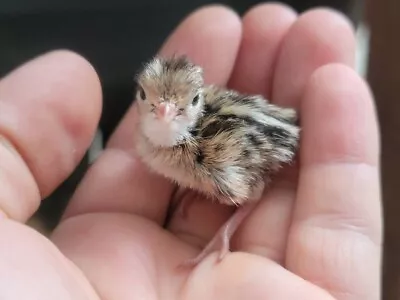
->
[155,102,176,121]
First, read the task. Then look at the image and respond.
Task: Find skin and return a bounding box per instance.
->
[0,3,381,300]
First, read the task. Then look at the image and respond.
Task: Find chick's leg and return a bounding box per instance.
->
[178,203,256,268]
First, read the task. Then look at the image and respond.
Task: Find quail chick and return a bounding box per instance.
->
[133,55,300,267]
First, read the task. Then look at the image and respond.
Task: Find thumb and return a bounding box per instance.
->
[0,50,101,222]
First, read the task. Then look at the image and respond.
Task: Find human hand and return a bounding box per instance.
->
[0,3,381,300]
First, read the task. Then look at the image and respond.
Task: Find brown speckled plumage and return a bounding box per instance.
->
[133,55,300,267]
[134,55,300,206]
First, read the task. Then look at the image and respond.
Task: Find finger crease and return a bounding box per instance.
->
[301,220,381,249]
[239,242,285,264]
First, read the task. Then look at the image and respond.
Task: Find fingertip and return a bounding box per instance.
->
[186,3,241,23]
[44,49,103,145]
[173,4,242,38]
[306,63,372,99]
[273,7,356,108]
[294,7,356,68]
[243,2,298,22]
[229,2,297,96]
[0,49,102,198]
[301,63,379,166]
[305,63,376,125]
[3,49,102,145]
[160,4,242,84]
[34,48,99,75]
[298,6,355,29]
[160,3,242,47]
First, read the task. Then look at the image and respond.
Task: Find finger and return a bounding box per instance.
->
[159,4,243,239]
[167,3,296,249]
[228,3,297,97]
[225,3,298,262]
[0,50,101,222]
[233,165,298,263]
[236,7,356,262]
[273,8,356,109]
[286,64,381,300]
[185,253,336,300]
[0,219,100,299]
[63,5,242,226]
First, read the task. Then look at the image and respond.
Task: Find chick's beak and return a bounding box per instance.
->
[155,102,177,121]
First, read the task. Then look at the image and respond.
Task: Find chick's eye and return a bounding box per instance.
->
[138,85,146,100]
[192,94,199,105]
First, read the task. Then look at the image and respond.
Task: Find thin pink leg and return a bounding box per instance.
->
[177,203,256,269]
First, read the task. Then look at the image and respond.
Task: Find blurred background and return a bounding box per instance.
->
[0,0,397,298]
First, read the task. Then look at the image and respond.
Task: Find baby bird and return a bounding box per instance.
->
[133,55,300,267]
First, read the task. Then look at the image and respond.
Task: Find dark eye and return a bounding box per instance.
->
[192,94,199,105]
[138,85,146,101]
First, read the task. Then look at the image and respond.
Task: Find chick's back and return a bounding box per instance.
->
[189,85,300,204]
